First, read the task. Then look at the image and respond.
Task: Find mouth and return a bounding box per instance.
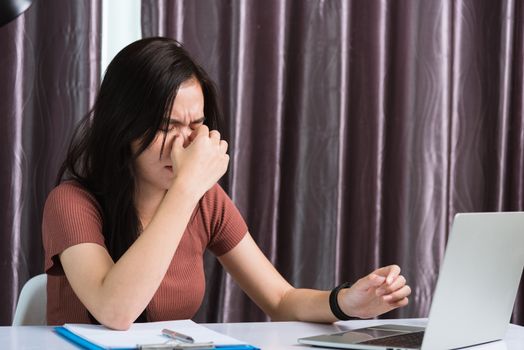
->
[165,166,173,171]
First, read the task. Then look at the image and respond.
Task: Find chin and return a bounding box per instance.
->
[162,179,174,190]
[154,174,173,191]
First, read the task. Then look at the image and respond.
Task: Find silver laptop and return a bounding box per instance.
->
[298,212,524,349]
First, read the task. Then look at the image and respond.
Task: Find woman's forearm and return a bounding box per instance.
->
[272,288,337,323]
[61,181,199,329]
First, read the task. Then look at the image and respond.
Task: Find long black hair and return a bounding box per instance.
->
[57,37,222,322]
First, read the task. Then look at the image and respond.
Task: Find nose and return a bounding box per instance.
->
[178,127,192,148]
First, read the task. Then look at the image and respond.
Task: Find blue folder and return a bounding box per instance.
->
[55,326,259,350]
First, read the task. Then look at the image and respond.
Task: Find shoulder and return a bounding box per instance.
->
[47,181,95,201]
[46,181,99,207]
[43,181,106,273]
[44,181,102,224]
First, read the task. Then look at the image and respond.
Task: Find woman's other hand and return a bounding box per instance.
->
[338,264,411,318]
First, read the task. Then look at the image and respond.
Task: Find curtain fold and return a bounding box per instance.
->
[1,0,523,326]
[142,0,524,324]
[0,0,100,325]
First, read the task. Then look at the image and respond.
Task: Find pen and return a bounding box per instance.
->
[162,328,195,343]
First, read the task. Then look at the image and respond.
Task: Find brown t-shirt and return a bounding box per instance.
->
[42,181,247,325]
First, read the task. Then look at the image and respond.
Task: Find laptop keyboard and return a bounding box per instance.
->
[359,331,425,348]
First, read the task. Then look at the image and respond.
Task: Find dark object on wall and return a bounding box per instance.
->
[0,0,33,26]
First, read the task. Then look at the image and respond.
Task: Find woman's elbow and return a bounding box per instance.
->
[269,313,293,322]
[96,313,134,330]
[103,318,133,331]
[90,305,138,330]
[266,303,299,322]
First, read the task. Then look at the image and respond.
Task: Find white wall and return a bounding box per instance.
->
[101,0,142,79]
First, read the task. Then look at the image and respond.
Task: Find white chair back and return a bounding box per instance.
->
[12,273,47,325]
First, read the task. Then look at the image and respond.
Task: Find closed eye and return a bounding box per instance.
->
[189,117,206,129]
[162,117,206,131]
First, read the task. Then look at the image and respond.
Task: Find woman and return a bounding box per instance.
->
[42,37,411,330]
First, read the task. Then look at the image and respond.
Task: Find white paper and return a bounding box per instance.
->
[64,320,245,349]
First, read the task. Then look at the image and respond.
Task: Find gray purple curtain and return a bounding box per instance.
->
[142,0,524,324]
[0,0,100,325]
[1,0,524,327]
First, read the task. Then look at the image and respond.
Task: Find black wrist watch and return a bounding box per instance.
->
[329,281,352,320]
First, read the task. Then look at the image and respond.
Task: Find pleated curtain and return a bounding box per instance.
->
[1,0,523,326]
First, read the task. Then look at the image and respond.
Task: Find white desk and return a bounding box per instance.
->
[1,319,524,349]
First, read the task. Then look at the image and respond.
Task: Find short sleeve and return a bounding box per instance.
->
[42,182,106,275]
[201,184,248,256]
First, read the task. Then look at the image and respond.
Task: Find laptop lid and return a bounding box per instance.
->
[421,211,524,349]
[298,211,524,350]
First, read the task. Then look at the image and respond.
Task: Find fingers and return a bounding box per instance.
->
[195,124,210,137]
[222,153,230,171]
[220,140,228,153]
[373,264,401,285]
[190,127,224,148]
[376,275,406,296]
[178,127,227,157]
[356,265,403,291]
[209,130,221,144]
[386,265,401,285]
[206,131,227,156]
[388,297,409,309]
[193,125,220,143]
[382,285,411,303]
[173,134,184,151]
[188,129,198,144]
[353,273,385,292]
